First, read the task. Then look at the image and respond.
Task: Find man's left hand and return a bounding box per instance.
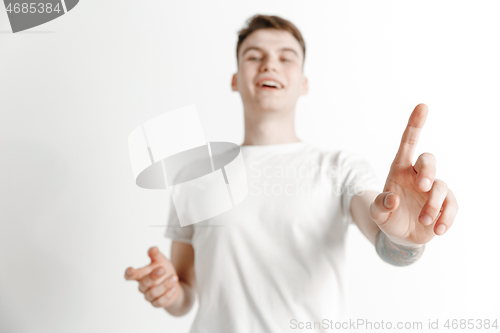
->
[369,103,459,247]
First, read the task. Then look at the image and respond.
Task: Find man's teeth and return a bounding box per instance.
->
[259,80,282,88]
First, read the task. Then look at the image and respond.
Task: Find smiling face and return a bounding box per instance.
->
[232,29,308,114]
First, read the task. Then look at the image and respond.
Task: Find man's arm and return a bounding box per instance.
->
[351,190,425,266]
[164,240,196,316]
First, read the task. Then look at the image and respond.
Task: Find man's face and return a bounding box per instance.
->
[232,29,308,113]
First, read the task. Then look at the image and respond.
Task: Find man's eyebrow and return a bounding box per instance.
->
[241,46,299,58]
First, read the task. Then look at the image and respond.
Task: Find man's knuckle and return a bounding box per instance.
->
[422,152,436,161]
[433,179,447,191]
[151,287,162,299]
[160,282,170,292]
[153,297,164,307]
[447,201,459,216]
[447,189,459,209]
[441,210,456,225]
[416,152,436,170]
[402,136,417,145]
[166,286,177,298]
[147,290,155,299]
[426,202,441,214]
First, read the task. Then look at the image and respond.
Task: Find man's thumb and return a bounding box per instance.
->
[370,191,399,225]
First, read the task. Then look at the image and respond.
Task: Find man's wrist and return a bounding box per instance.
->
[164,281,186,316]
[375,229,425,266]
[386,233,425,249]
[164,280,196,317]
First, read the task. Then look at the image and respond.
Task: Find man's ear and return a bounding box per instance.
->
[300,76,309,95]
[231,74,238,92]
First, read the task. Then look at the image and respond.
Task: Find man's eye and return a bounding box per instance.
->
[249,57,260,61]
[282,58,291,62]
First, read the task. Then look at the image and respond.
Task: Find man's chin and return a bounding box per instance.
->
[255,104,286,113]
[252,100,287,112]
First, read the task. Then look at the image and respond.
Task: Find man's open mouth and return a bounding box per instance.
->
[256,80,283,89]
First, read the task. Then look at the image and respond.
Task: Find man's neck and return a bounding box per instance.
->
[241,108,300,146]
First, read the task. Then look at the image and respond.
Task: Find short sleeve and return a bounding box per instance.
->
[339,151,383,227]
[164,195,194,244]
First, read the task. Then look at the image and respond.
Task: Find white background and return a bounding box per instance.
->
[1,1,499,332]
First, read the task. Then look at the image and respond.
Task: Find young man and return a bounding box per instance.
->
[125,14,458,332]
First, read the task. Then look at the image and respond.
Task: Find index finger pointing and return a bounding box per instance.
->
[393,103,428,166]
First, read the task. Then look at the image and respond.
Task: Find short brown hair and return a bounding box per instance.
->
[236,14,306,69]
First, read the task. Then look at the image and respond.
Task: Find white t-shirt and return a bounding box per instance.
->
[165,141,382,333]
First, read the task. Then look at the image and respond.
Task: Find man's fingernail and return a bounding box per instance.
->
[419,178,431,191]
[126,268,131,275]
[169,275,178,283]
[436,224,446,235]
[384,193,394,208]
[419,214,432,226]
[156,268,164,275]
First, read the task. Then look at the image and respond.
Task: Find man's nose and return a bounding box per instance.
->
[260,56,279,72]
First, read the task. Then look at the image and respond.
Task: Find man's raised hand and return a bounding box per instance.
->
[125,246,182,308]
[369,103,459,247]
